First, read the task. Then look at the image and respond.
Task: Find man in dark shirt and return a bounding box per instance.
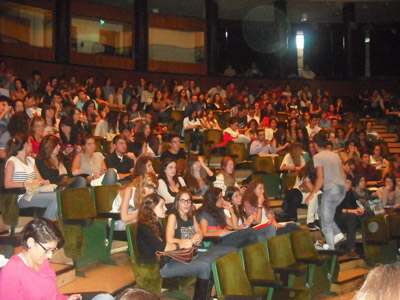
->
[160,133,187,175]
[355,153,379,184]
[237,107,248,129]
[184,94,203,117]
[105,135,134,184]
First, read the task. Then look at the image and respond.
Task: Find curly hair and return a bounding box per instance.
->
[137,193,162,237]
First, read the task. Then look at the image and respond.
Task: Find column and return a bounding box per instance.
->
[274,0,287,79]
[343,3,356,79]
[134,0,148,72]
[55,0,70,64]
[206,0,218,76]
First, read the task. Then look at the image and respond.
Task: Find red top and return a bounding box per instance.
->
[30,136,41,155]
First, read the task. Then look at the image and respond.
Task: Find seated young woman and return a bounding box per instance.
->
[196,187,257,248]
[0,218,114,300]
[224,186,257,230]
[184,155,215,199]
[111,173,158,231]
[4,133,59,220]
[242,179,299,240]
[71,135,117,186]
[376,175,400,206]
[35,135,86,189]
[214,117,251,149]
[157,158,186,208]
[137,193,214,300]
[29,115,46,158]
[213,156,241,196]
[183,108,205,155]
[280,142,306,173]
[58,117,82,164]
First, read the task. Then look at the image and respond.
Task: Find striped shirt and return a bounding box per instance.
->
[6,156,36,183]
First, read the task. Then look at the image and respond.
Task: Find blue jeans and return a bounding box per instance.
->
[18,192,58,221]
[254,225,276,242]
[160,245,236,279]
[319,184,346,249]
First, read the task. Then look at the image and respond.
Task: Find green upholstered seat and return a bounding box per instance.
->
[274,156,285,173]
[253,173,281,199]
[240,242,311,300]
[252,156,276,174]
[290,229,339,296]
[389,214,400,239]
[204,129,223,161]
[362,215,398,266]
[168,110,184,133]
[126,223,194,299]
[92,185,123,256]
[267,234,307,289]
[212,252,256,299]
[57,187,110,276]
[227,142,248,163]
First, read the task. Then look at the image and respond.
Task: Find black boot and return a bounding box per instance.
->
[193,278,212,300]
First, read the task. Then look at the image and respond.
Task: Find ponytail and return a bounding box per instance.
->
[6,132,29,160]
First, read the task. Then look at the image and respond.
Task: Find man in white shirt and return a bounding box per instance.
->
[250,129,277,156]
[246,104,260,124]
[24,93,42,119]
[299,64,316,79]
[206,83,226,100]
[306,116,321,140]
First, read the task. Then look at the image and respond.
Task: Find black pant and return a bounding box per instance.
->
[282,189,303,220]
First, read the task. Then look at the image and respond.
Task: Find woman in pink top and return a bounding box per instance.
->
[0,218,113,300]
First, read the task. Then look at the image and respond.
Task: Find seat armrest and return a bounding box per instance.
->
[318,249,345,256]
[250,279,284,289]
[202,236,222,244]
[63,219,94,226]
[97,212,121,220]
[273,267,305,277]
[296,257,325,266]
[1,188,26,194]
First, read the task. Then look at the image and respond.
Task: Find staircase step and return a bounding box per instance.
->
[384,137,398,143]
[339,258,368,272]
[360,118,376,123]
[331,268,369,294]
[375,128,387,133]
[52,263,75,287]
[372,125,387,129]
[390,148,400,154]
[380,133,398,138]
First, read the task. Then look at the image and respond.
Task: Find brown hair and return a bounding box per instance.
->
[132,173,159,209]
[219,156,236,188]
[29,115,45,136]
[6,132,29,159]
[132,156,152,179]
[37,135,61,170]
[241,179,269,214]
[185,155,208,194]
[289,142,303,167]
[173,188,194,219]
[137,194,162,237]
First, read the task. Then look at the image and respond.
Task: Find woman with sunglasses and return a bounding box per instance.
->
[0,218,114,300]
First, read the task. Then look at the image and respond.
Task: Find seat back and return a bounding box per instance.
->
[170,110,184,123]
[0,192,20,228]
[204,129,223,145]
[212,252,253,298]
[252,156,275,174]
[282,173,298,191]
[93,185,121,214]
[267,234,297,269]
[388,214,400,239]
[227,142,248,163]
[362,215,390,242]
[240,242,274,296]
[57,187,97,220]
[289,229,318,260]
[274,156,285,173]
[126,223,142,259]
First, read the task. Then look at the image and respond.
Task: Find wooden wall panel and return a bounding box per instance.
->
[148,60,206,75]
[70,1,133,23]
[70,52,134,70]
[149,14,206,31]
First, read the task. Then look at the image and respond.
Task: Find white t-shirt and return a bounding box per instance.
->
[280,153,306,170]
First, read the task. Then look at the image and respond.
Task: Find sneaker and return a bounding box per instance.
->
[315,240,330,250]
[307,223,319,231]
[334,232,345,244]
[314,220,321,230]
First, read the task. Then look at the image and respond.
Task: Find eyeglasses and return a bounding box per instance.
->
[179,198,192,204]
[36,240,58,254]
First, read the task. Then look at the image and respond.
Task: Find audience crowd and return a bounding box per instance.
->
[0,60,400,299]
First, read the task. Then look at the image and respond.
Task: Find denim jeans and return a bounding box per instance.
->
[102,169,118,185]
[254,225,276,242]
[18,192,58,221]
[160,245,236,279]
[319,184,346,249]
[220,228,257,248]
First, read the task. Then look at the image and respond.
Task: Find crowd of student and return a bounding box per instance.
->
[0,61,400,299]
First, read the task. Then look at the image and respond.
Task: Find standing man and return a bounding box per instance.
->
[306,132,345,249]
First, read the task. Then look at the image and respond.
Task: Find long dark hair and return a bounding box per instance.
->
[241,179,269,214]
[5,111,30,136]
[137,193,162,237]
[159,158,179,185]
[298,160,317,182]
[173,188,194,219]
[132,156,152,179]
[198,187,226,227]
[37,135,61,170]
[105,110,119,133]
[41,105,56,127]
[185,155,208,194]
[225,186,246,223]
[59,117,79,145]
[22,217,64,250]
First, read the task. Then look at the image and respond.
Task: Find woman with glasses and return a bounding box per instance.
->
[0,218,114,300]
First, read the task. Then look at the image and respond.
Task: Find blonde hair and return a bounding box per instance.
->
[353,262,400,300]
[290,142,303,167]
[134,173,159,208]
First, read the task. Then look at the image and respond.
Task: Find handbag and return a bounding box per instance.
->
[156,247,198,265]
